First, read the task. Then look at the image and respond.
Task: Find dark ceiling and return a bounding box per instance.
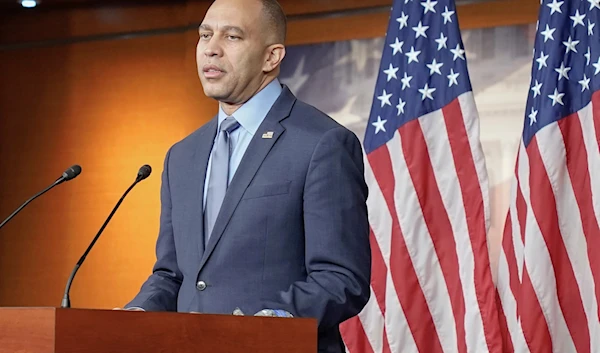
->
[0,0,196,10]
[0,0,492,11]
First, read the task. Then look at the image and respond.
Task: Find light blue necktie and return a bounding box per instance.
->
[204,116,240,245]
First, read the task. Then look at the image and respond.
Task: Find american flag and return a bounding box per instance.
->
[496,0,600,352]
[339,0,503,352]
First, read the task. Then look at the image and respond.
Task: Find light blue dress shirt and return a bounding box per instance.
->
[203,78,283,207]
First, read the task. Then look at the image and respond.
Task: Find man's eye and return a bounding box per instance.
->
[228,35,240,40]
[200,33,211,39]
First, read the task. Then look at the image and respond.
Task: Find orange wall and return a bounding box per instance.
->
[0,0,539,309]
[0,29,208,309]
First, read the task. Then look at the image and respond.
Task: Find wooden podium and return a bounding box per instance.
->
[0,307,317,353]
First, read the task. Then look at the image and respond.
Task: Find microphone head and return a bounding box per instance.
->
[136,164,152,182]
[62,165,82,181]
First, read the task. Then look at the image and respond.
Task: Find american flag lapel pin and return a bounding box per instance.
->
[262,131,274,139]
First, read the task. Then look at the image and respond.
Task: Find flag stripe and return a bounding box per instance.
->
[387,131,453,353]
[444,96,502,352]
[384,270,419,353]
[579,100,600,323]
[367,145,443,353]
[457,93,491,233]
[515,178,527,246]
[363,153,415,353]
[551,116,600,351]
[496,245,528,353]
[398,119,466,353]
[592,91,600,151]
[420,105,476,352]
[528,137,584,353]
[514,143,554,353]
[501,214,521,322]
[495,281,515,353]
[368,228,394,353]
[511,147,526,282]
[360,288,387,353]
[369,228,388,316]
[343,315,376,353]
[520,264,554,353]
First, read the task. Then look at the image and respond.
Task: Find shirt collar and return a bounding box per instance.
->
[217,78,283,136]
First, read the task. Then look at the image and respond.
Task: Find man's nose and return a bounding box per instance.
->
[203,38,222,57]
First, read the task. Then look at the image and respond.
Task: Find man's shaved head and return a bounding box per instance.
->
[259,0,287,44]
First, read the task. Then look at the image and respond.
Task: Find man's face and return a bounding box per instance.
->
[196,0,267,104]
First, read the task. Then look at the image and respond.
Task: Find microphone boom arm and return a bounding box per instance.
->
[0,165,81,231]
[61,179,138,308]
[60,164,151,308]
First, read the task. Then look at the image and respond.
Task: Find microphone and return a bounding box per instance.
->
[0,165,82,231]
[61,164,152,308]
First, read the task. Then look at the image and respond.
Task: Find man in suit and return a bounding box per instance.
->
[125,0,371,351]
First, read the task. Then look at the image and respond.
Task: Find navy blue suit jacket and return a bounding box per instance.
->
[127,86,371,353]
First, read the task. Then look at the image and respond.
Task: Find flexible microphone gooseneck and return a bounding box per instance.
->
[0,165,82,231]
[60,164,152,308]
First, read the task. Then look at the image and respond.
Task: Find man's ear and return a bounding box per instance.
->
[263,44,286,73]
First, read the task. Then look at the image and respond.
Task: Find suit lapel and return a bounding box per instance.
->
[198,87,296,271]
[192,118,217,258]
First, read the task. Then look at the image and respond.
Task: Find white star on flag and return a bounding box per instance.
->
[450,44,465,61]
[536,51,549,69]
[594,57,600,75]
[589,20,595,35]
[547,0,564,15]
[406,46,421,63]
[528,107,538,126]
[579,74,591,91]
[531,80,543,97]
[396,12,409,29]
[555,62,571,80]
[371,116,387,134]
[413,21,429,38]
[418,83,436,100]
[589,0,600,10]
[390,38,404,55]
[563,36,580,53]
[401,72,413,89]
[384,63,399,81]
[421,0,438,14]
[541,25,556,42]
[377,89,393,107]
[396,98,406,115]
[435,32,448,50]
[427,59,443,75]
[570,9,586,27]
[442,6,454,24]
[447,69,459,87]
[548,88,565,106]
[585,47,591,65]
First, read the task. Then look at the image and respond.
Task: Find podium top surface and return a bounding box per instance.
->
[0,307,318,353]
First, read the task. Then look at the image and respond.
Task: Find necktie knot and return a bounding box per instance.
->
[221,116,240,134]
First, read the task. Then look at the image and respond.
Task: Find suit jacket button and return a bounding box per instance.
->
[196,280,207,291]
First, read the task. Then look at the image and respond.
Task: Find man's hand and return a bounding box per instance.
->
[254,309,293,317]
[112,307,145,311]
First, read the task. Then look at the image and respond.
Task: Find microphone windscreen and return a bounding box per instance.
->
[137,164,152,181]
[62,165,82,181]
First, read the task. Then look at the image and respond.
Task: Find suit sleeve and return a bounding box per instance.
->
[264,126,371,330]
[125,147,182,311]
